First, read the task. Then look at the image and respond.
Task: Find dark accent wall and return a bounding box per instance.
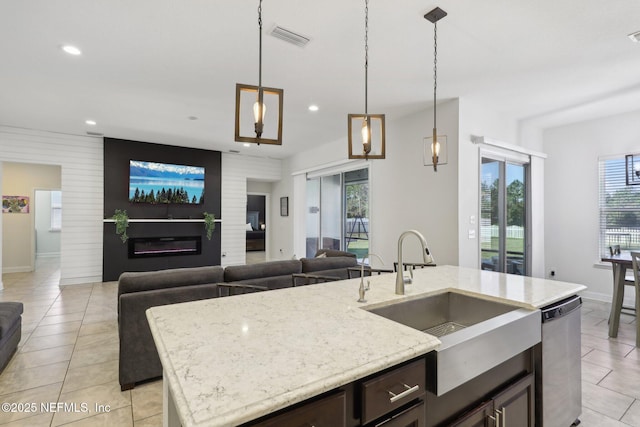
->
[103,138,222,281]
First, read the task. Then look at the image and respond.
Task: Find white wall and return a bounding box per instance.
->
[221,153,281,266]
[457,98,520,270]
[370,100,459,267]
[284,100,460,269]
[457,98,547,278]
[544,109,640,304]
[1,164,61,272]
[0,127,102,285]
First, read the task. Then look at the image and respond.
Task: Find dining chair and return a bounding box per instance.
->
[291,273,341,287]
[628,251,640,346]
[609,246,636,315]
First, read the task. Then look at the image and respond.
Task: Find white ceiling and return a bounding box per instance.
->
[1,0,639,159]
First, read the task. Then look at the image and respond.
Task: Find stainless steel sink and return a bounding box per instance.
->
[366,292,541,395]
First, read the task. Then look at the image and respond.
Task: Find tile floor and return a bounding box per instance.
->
[245,251,266,265]
[0,257,638,426]
[0,257,161,426]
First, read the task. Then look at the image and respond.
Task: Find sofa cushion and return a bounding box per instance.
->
[118,266,224,298]
[224,260,301,283]
[234,276,296,290]
[301,256,358,273]
[0,302,23,340]
[315,249,357,258]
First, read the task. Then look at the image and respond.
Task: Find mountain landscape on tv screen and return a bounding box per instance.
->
[129,160,205,204]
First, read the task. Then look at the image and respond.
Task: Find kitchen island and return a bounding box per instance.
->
[146,265,586,427]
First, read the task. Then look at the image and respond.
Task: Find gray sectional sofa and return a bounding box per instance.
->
[118,254,359,390]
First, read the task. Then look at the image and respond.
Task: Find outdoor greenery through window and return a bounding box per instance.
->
[345,174,369,259]
[599,157,640,255]
[305,167,369,259]
[480,159,527,275]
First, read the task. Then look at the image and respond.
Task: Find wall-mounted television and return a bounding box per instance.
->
[129,160,205,204]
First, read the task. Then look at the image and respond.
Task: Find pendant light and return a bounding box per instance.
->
[424,7,447,171]
[235,0,284,145]
[348,0,385,160]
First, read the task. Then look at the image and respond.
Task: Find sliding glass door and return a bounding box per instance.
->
[480,157,527,275]
[305,168,369,258]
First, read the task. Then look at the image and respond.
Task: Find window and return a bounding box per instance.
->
[50,191,62,231]
[305,167,369,259]
[480,157,528,275]
[599,156,640,255]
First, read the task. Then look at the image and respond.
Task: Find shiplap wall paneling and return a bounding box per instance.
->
[221,154,281,266]
[0,127,104,285]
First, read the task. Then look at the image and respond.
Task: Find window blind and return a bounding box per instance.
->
[599,157,640,255]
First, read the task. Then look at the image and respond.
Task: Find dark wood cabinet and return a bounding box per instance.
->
[450,374,535,427]
[361,359,426,425]
[251,391,346,427]
[247,358,534,427]
[373,400,425,427]
[492,374,534,427]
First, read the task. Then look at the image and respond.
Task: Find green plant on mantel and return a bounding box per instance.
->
[112,209,129,243]
[203,212,216,240]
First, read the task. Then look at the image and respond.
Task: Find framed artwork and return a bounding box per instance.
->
[2,196,30,213]
[280,197,289,216]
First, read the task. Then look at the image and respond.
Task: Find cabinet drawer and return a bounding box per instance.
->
[361,359,426,425]
[252,391,346,427]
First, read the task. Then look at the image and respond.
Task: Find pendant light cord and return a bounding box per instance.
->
[258,0,263,88]
[364,0,369,115]
[433,21,437,129]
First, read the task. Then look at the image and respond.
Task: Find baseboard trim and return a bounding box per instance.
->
[2,266,33,274]
[36,252,61,258]
[580,290,636,307]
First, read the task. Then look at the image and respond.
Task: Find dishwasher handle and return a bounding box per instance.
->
[541,295,581,322]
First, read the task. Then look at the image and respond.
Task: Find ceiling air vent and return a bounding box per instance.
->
[86,131,104,136]
[229,149,240,154]
[629,30,640,43]
[270,25,310,48]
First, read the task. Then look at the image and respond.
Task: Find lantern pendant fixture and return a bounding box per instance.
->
[348,0,385,160]
[424,7,447,171]
[235,0,284,146]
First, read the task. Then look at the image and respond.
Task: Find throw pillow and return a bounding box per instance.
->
[246,223,253,231]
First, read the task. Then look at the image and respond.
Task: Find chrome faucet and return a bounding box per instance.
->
[395,230,433,295]
[357,253,385,303]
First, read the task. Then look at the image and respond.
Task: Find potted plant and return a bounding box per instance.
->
[203,212,216,240]
[112,209,129,243]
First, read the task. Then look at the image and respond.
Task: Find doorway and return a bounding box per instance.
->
[480,157,528,275]
[246,194,266,264]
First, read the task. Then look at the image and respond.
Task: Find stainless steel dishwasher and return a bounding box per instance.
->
[536,295,582,427]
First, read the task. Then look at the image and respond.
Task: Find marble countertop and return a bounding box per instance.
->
[146,265,586,427]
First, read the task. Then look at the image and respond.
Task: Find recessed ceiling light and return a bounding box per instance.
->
[308,105,319,112]
[243,143,251,148]
[85,119,97,126]
[62,45,82,55]
[629,31,640,43]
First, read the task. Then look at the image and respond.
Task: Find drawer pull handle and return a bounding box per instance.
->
[387,383,420,403]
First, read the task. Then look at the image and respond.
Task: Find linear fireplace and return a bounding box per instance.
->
[128,236,202,259]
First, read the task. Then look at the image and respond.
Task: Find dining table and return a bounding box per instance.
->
[600,252,639,346]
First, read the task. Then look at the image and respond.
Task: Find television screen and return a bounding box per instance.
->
[129,160,205,204]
